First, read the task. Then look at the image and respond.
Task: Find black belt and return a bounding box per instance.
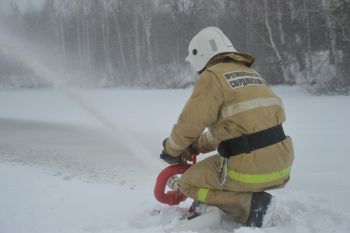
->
[217,124,286,158]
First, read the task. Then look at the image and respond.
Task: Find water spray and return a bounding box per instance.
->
[0,31,162,170]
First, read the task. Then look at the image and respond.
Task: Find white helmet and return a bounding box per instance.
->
[185,27,238,72]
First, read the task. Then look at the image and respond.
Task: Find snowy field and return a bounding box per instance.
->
[1,86,350,233]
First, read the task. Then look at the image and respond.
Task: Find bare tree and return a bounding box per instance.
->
[324,0,338,65]
[101,0,114,82]
[110,0,130,84]
[302,0,313,76]
[263,0,295,84]
[137,0,156,80]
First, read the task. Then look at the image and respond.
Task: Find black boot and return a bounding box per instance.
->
[245,192,274,228]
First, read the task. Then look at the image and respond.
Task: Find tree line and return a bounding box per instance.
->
[2,0,350,93]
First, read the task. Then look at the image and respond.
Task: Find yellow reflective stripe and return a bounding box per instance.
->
[221,97,284,118]
[197,188,209,202]
[227,167,291,184]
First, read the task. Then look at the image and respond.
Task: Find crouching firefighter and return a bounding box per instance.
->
[160,27,294,227]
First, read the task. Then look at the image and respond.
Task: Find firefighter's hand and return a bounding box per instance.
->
[181,142,200,161]
[160,151,184,164]
[161,138,184,164]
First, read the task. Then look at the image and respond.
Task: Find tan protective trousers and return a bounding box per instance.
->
[179,155,253,224]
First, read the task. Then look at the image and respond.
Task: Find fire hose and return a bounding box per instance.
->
[154,156,197,205]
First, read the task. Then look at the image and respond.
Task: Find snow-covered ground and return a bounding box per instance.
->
[1,86,350,233]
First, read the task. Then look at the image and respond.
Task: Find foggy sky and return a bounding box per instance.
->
[1,0,43,13]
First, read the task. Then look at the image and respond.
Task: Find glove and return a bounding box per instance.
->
[180,142,200,161]
[160,139,184,164]
[160,151,184,164]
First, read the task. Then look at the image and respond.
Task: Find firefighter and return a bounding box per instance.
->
[160,27,294,227]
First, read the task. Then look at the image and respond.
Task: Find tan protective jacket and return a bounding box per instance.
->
[165,52,294,190]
